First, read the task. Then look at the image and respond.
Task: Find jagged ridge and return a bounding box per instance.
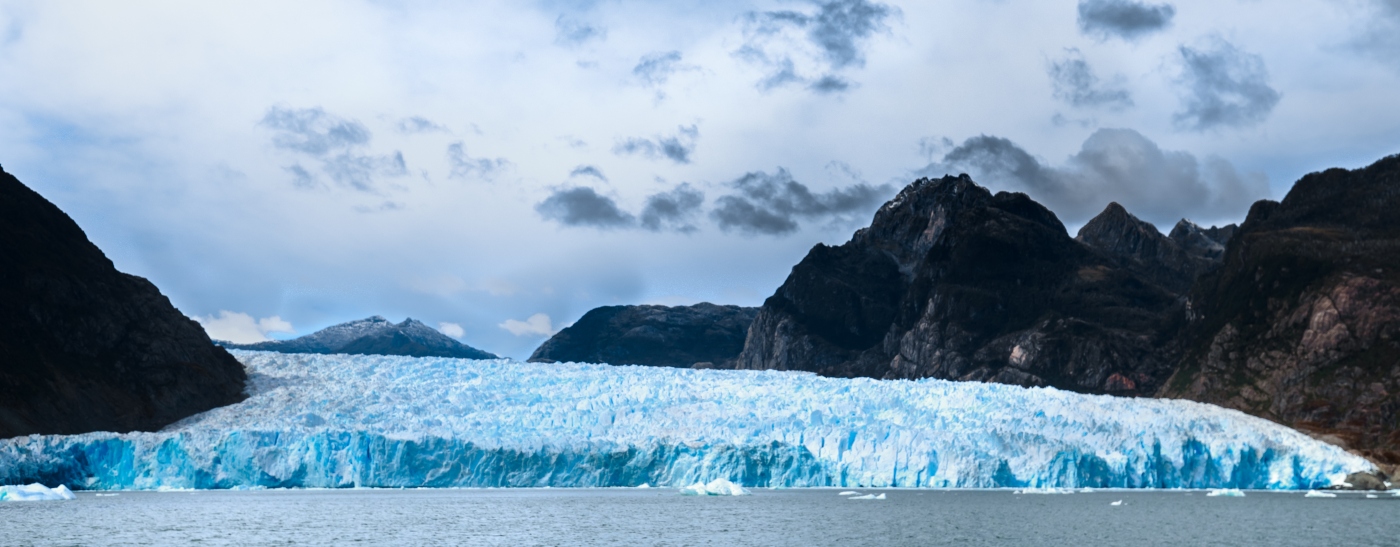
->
[224,316,497,360]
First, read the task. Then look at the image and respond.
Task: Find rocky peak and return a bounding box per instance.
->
[529,303,758,367]
[1076,203,1217,294]
[1168,219,1234,261]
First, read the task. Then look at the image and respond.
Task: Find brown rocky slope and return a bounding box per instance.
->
[1164,154,1400,465]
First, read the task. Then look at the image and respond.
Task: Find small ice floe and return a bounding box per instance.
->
[1206,488,1246,497]
[838,491,861,496]
[679,479,749,496]
[848,493,886,500]
[1012,487,1074,495]
[637,484,651,489]
[94,493,120,497]
[1110,500,1123,506]
[0,484,77,502]
[1304,490,1337,498]
[1367,494,1378,499]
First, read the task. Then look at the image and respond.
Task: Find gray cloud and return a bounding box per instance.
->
[633,51,688,86]
[1351,0,1400,72]
[1047,49,1132,110]
[710,168,893,235]
[1077,0,1175,41]
[737,0,897,93]
[536,187,635,229]
[640,183,705,233]
[260,106,370,156]
[323,151,408,192]
[612,125,698,164]
[260,106,407,192]
[396,116,448,134]
[569,165,607,181]
[554,15,605,47]
[924,128,1267,227]
[447,142,510,180]
[1173,38,1281,131]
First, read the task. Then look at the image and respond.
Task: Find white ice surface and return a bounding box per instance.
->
[1304,490,1338,498]
[679,479,749,496]
[1206,488,1246,497]
[0,483,75,502]
[0,351,1372,491]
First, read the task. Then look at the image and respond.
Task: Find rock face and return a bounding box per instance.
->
[529,303,758,367]
[732,175,1190,395]
[0,167,247,439]
[225,316,497,360]
[1163,154,1400,465]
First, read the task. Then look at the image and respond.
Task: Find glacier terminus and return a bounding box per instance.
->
[0,351,1370,491]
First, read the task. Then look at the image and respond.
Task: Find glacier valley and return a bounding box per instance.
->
[0,351,1370,490]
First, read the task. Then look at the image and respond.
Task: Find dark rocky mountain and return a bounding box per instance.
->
[0,166,247,439]
[1074,203,1232,293]
[223,316,497,360]
[731,174,1191,395]
[1163,154,1400,465]
[529,303,758,367]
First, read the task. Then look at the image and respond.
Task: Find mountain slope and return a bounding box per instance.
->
[1164,154,1400,464]
[225,316,497,360]
[0,166,247,439]
[529,303,758,367]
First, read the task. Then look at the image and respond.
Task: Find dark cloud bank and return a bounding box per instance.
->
[920,128,1267,228]
[1173,38,1281,131]
[737,0,898,93]
[536,171,891,236]
[1077,0,1175,41]
[260,106,407,193]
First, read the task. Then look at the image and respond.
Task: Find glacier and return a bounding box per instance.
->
[0,351,1371,491]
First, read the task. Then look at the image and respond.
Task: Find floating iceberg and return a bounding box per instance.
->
[838,491,861,496]
[680,481,750,498]
[0,351,1371,491]
[0,483,75,502]
[1304,490,1338,498]
[848,493,885,500]
[1206,488,1246,497]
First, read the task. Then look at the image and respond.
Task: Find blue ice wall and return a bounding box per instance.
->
[0,352,1369,490]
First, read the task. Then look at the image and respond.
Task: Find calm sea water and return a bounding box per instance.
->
[3,488,1396,546]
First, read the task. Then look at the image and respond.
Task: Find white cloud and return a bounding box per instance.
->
[498,313,555,337]
[438,322,466,339]
[195,311,295,344]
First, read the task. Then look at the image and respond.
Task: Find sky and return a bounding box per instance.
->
[1,0,1398,359]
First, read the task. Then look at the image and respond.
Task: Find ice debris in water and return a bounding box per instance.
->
[1013,487,1076,495]
[1206,488,1246,497]
[848,493,885,500]
[838,491,861,496]
[1304,490,1337,498]
[1110,500,1123,506]
[680,479,749,496]
[0,483,75,502]
[0,351,1373,491]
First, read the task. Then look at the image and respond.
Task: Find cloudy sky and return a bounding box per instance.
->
[2,0,1397,359]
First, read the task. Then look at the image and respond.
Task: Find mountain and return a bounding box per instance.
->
[224,316,498,360]
[529,303,758,367]
[1163,154,1400,465]
[731,174,1190,395]
[0,166,247,439]
[1073,202,1232,294]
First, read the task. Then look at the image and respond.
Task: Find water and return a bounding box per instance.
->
[4,488,1395,546]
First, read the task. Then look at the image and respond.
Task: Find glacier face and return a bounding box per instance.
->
[0,351,1370,490]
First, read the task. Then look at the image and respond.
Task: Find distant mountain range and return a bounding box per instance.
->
[528,303,757,368]
[221,316,497,360]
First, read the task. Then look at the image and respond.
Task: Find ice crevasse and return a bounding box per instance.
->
[0,351,1370,490]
